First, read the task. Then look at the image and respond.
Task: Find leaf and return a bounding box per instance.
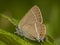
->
[0,29,33,45]
[0,29,55,45]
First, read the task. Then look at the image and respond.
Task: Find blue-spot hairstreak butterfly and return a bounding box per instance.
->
[15,5,46,42]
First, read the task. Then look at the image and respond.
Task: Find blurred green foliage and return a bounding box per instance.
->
[0,0,60,45]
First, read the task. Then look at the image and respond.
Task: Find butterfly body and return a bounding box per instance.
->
[16,5,46,42]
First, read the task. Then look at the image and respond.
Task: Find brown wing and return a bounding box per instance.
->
[21,23,38,40]
[18,22,46,41]
[18,5,43,28]
[17,5,45,41]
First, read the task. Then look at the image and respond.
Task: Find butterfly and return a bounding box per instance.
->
[15,5,46,42]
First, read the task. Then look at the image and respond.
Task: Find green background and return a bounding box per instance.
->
[0,0,60,45]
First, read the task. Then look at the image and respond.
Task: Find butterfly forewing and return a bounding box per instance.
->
[18,5,43,28]
[30,5,43,23]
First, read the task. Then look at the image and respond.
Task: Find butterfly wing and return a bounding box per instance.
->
[18,5,43,28]
[16,5,46,42]
[20,23,38,40]
[18,22,46,41]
